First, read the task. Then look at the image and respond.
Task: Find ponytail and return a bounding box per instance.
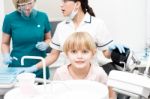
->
[86,5,95,17]
[78,0,95,17]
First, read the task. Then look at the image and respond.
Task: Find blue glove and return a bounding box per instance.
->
[35,41,49,51]
[109,44,126,53]
[24,65,38,73]
[3,53,12,65]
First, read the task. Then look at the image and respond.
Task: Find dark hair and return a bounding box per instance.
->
[72,0,95,17]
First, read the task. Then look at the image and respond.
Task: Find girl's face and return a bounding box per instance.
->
[60,0,77,17]
[18,0,35,16]
[67,49,94,69]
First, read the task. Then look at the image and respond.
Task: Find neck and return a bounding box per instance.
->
[68,64,91,79]
[73,11,85,26]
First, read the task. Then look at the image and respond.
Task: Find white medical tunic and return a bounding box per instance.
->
[50,13,113,51]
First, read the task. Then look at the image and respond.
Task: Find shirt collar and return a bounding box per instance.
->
[65,13,92,24]
[83,13,92,23]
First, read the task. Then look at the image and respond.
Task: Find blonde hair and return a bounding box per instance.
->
[12,0,35,9]
[63,32,96,55]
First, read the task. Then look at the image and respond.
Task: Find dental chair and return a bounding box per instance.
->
[110,47,140,72]
[108,48,150,99]
[100,47,139,75]
[108,70,150,99]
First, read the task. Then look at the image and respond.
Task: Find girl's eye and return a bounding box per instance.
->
[71,50,77,53]
[82,50,89,53]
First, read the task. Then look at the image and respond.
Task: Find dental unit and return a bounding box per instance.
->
[108,48,150,99]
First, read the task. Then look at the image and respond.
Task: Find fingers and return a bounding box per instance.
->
[35,42,49,51]
[3,54,12,65]
[36,42,45,51]
[35,42,43,48]
[116,45,125,53]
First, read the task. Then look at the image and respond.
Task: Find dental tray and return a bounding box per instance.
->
[0,67,25,84]
[108,70,150,98]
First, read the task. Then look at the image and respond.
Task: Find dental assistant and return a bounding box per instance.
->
[1,0,51,79]
[27,0,126,74]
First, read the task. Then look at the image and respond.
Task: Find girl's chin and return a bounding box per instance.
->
[74,65,86,69]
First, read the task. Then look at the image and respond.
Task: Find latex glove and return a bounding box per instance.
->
[3,53,12,65]
[36,41,49,51]
[24,65,38,73]
[109,44,126,53]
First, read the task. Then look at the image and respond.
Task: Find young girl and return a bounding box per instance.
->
[53,32,116,99]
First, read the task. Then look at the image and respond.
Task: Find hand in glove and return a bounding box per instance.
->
[24,65,38,73]
[3,53,12,65]
[36,42,49,51]
[109,44,126,53]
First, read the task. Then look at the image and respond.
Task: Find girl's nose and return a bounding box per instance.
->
[77,52,83,58]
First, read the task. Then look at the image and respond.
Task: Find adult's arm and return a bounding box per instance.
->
[36,49,60,69]
[1,33,11,54]
[44,31,51,45]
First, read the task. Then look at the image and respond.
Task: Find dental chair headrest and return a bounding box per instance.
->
[111,47,130,67]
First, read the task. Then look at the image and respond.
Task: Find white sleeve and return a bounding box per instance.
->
[50,24,62,51]
[95,19,113,51]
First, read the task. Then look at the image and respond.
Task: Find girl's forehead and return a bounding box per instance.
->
[70,46,89,50]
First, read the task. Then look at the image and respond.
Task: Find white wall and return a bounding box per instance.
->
[35,0,63,21]
[90,0,146,52]
[0,0,5,66]
[146,0,150,48]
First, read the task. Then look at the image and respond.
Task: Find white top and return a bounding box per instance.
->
[53,63,108,85]
[50,13,113,51]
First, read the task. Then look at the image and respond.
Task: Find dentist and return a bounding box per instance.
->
[1,0,51,79]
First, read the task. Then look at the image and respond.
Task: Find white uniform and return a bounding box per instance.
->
[50,13,113,51]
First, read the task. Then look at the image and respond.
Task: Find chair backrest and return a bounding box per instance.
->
[51,21,61,36]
